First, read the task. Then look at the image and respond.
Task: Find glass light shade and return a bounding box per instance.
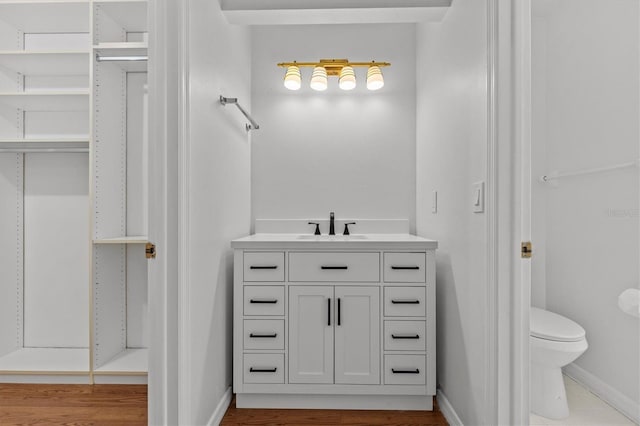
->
[338,66,356,91]
[310,66,328,91]
[284,65,301,90]
[366,66,384,91]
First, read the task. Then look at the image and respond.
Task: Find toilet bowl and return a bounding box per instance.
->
[530,307,588,420]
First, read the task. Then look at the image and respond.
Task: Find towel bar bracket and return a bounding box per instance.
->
[219,95,260,131]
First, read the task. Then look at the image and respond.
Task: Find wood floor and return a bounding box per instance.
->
[0,385,448,426]
[221,396,449,426]
[0,384,147,425]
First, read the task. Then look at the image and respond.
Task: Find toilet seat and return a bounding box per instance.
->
[531,307,585,342]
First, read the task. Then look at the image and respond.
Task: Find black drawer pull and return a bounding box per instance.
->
[249,367,277,373]
[392,368,420,374]
[249,265,278,270]
[391,299,420,304]
[249,333,278,338]
[249,299,278,304]
[391,266,420,270]
[321,266,348,270]
[391,334,420,339]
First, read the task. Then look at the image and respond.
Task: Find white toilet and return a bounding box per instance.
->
[530,307,588,419]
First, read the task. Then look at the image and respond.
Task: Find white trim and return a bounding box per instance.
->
[208,387,232,426]
[147,0,184,423]
[437,389,463,426]
[484,1,499,425]
[221,7,450,26]
[512,0,532,425]
[177,0,191,424]
[514,0,533,424]
[564,364,640,424]
[237,393,432,411]
[490,1,528,424]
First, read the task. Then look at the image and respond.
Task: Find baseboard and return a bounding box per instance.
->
[207,386,233,426]
[437,388,463,426]
[564,363,640,424]
[237,394,432,410]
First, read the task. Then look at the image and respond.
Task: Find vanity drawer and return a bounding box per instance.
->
[244,320,284,350]
[384,287,426,317]
[244,252,285,282]
[384,253,426,283]
[289,252,379,282]
[243,353,284,384]
[384,354,426,385]
[244,286,285,316]
[384,320,426,351]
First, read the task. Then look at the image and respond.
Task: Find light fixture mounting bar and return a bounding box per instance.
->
[277,60,391,68]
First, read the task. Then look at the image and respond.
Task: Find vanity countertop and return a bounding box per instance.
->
[231,233,438,250]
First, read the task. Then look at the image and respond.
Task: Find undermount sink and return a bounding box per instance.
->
[296,234,369,240]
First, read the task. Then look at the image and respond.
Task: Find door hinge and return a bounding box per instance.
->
[521,241,532,259]
[146,242,156,259]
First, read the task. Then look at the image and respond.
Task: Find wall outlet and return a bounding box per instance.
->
[473,181,484,213]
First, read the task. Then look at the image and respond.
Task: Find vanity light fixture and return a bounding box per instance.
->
[310,66,328,91]
[366,65,384,91]
[278,59,390,91]
[338,66,356,91]
[283,64,302,90]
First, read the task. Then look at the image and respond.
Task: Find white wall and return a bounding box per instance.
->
[187,0,251,423]
[532,0,639,411]
[531,14,547,309]
[251,24,416,232]
[415,0,489,424]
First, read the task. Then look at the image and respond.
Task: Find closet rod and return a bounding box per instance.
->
[541,158,640,182]
[96,55,148,62]
[219,95,260,131]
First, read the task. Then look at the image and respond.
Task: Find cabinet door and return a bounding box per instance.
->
[289,286,334,384]
[334,286,380,385]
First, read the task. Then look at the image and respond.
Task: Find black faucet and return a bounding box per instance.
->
[329,212,335,235]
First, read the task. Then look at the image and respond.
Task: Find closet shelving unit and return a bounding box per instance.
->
[0,0,91,382]
[0,0,149,384]
[91,0,149,384]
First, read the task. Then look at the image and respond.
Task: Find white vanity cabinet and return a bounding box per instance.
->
[232,234,438,410]
[289,285,380,385]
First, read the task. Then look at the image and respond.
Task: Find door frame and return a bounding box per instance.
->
[489,0,531,424]
[148,0,533,423]
[147,0,187,424]
[512,0,532,424]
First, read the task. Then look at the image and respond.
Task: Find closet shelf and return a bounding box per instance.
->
[0,1,89,33]
[0,348,90,373]
[94,42,147,49]
[0,140,89,152]
[94,0,147,33]
[94,348,147,374]
[0,51,89,76]
[0,92,89,111]
[93,236,148,244]
[0,138,88,143]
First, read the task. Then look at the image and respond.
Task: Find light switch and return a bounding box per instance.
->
[432,190,438,214]
[473,181,484,213]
